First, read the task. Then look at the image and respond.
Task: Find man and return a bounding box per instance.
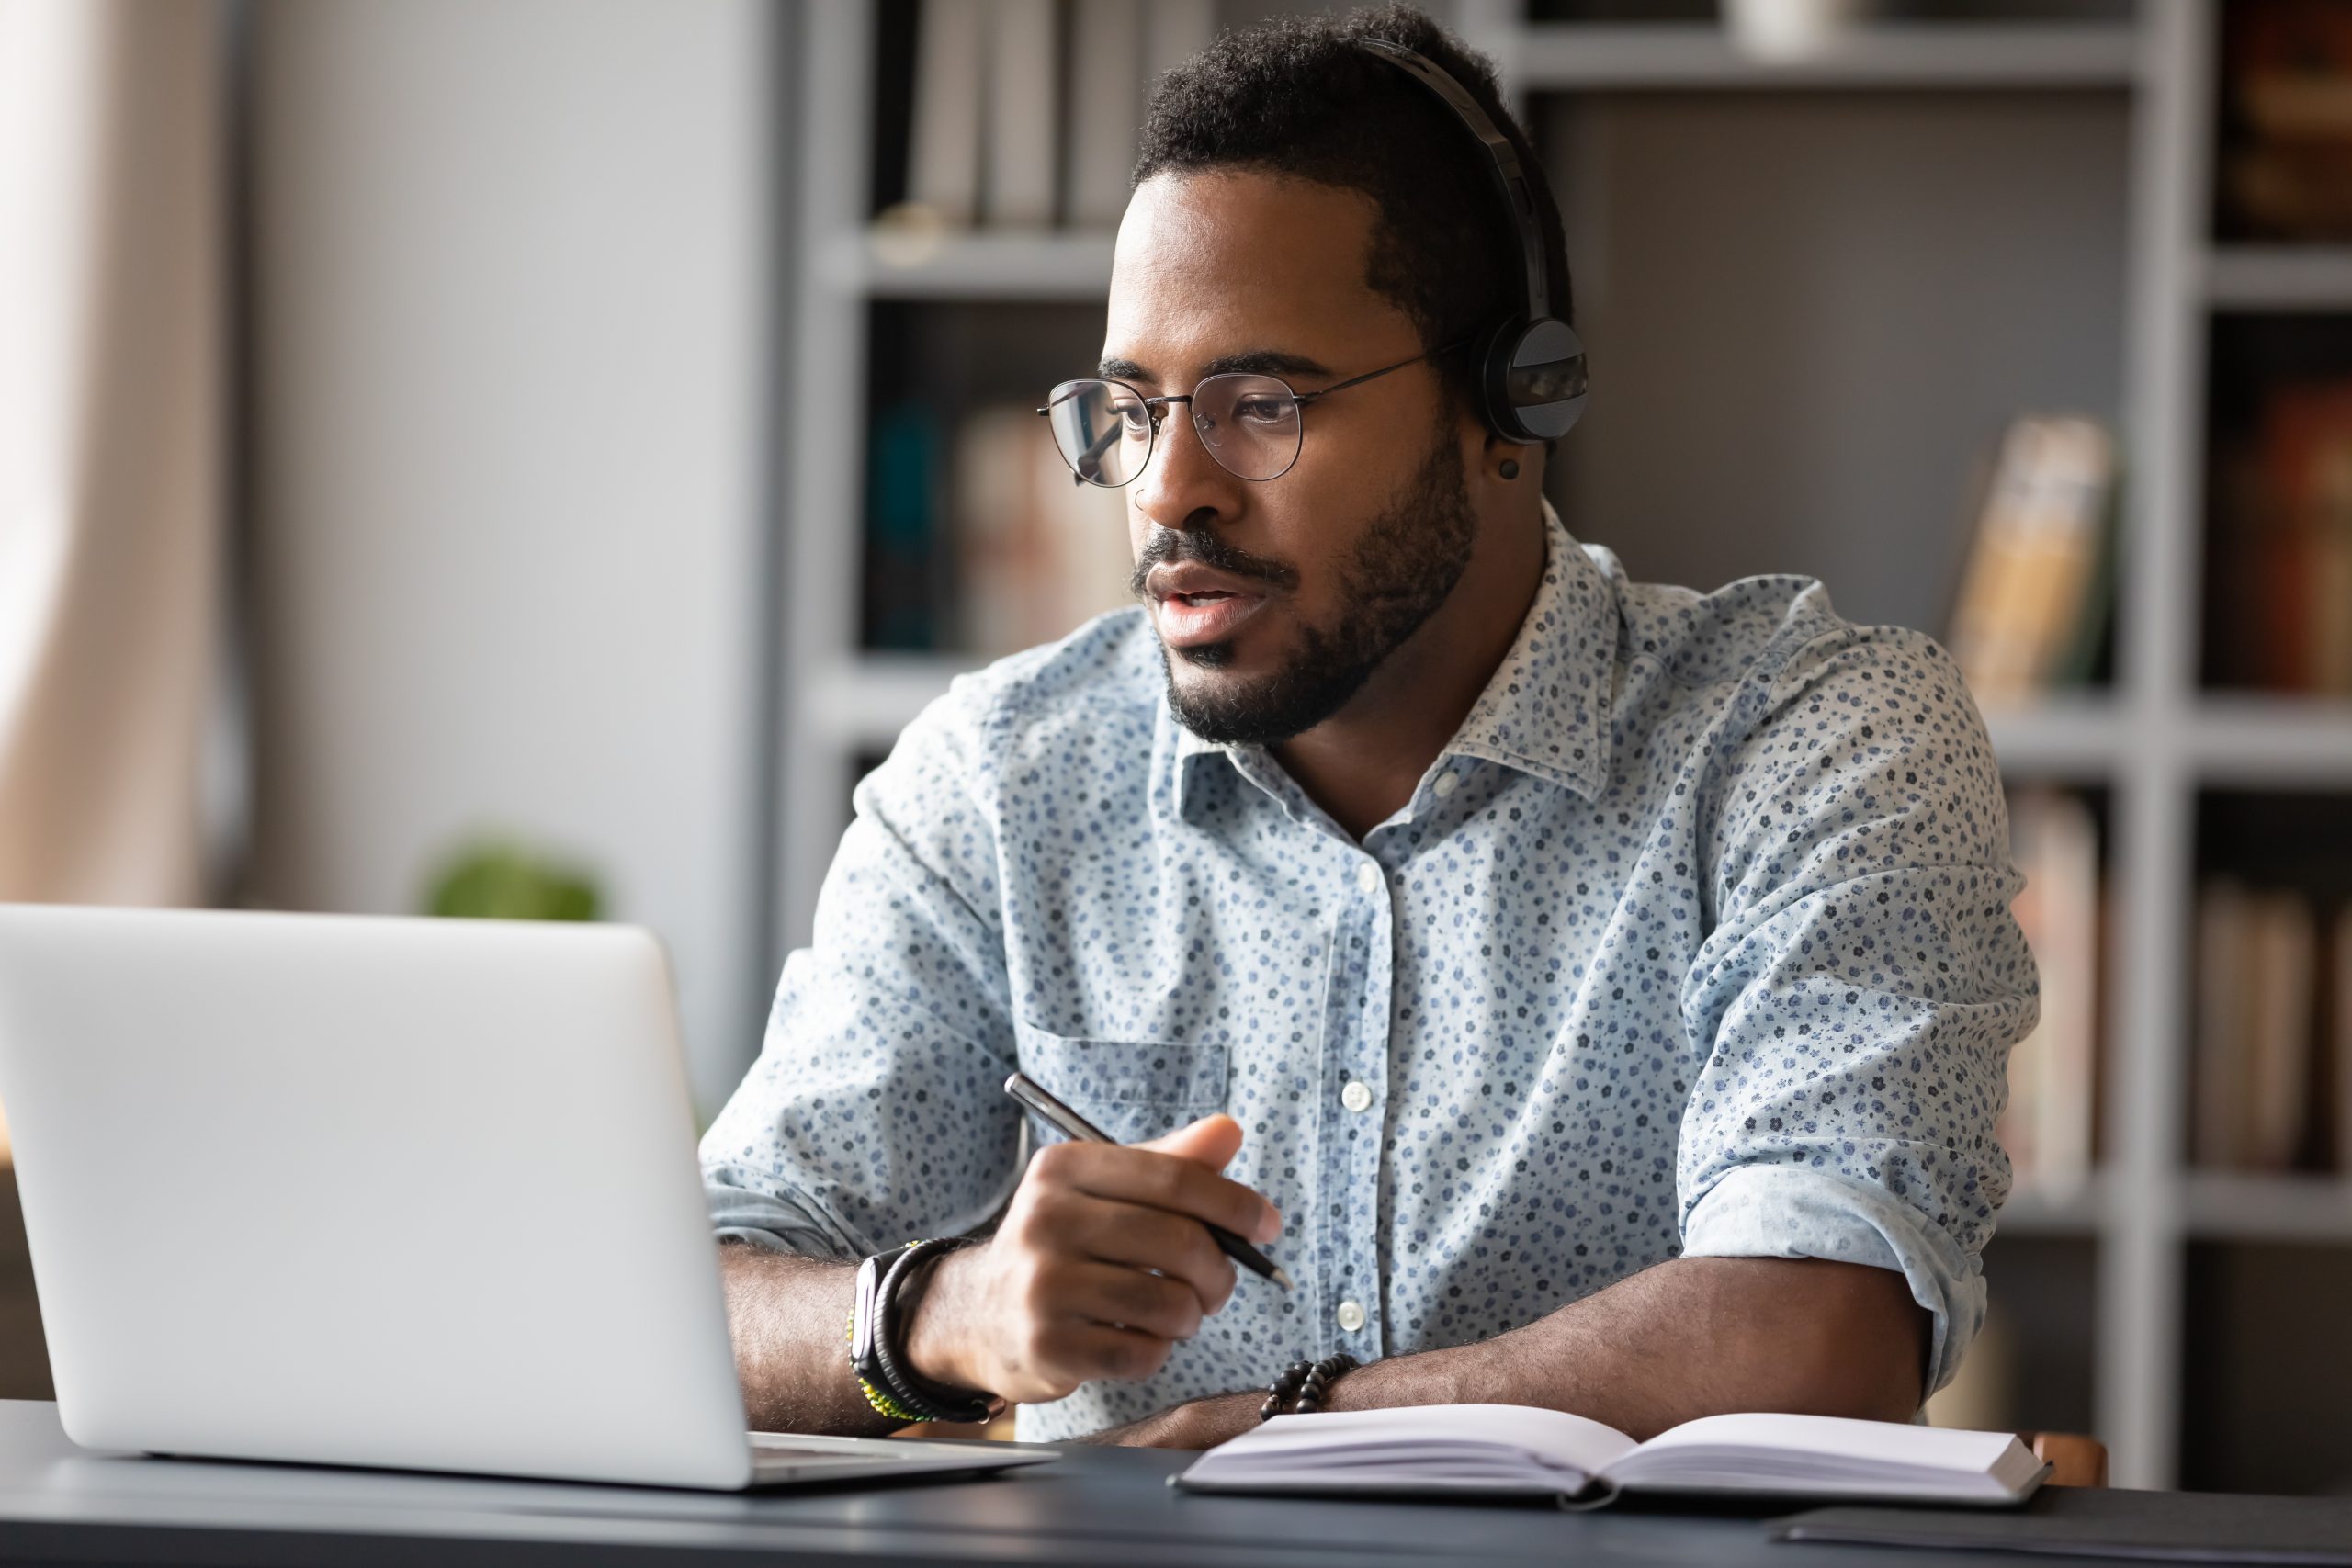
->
[702,3,2032,1448]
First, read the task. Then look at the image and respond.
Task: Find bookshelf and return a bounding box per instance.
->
[775,0,2352,1490]
[1505,19,2140,91]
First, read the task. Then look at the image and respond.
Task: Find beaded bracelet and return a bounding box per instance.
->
[1294,1352,1358,1415]
[1260,1352,1359,1421]
[844,1308,930,1424]
[1260,1359,1313,1423]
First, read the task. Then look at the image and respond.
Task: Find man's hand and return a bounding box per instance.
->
[901,1113,1282,1405]
[1080,1389,1263,1450]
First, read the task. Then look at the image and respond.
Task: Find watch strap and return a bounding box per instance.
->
[850,1236,991,1425]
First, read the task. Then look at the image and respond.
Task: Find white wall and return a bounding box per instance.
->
[246,0,773,1114]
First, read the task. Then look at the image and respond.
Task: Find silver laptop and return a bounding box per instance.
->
[0,905,1052,1491]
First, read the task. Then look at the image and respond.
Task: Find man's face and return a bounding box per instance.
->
[1103,171,1481,746]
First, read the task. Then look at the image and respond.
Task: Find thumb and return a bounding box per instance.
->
[1137,1111,1244,1172]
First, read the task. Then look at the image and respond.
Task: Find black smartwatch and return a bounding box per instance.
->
[848,1237,992,1425]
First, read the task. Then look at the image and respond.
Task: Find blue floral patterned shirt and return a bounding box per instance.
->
[702,502,2035,1441]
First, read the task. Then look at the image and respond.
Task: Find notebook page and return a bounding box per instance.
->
[1602,1413,2026,1495]
[1181,1404,1638,1494]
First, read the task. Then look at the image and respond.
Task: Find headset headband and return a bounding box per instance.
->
[1353,35,1587,445]
[1353,37,1549,323]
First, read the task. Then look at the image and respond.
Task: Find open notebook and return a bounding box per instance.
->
[1176,1405,2049,1507]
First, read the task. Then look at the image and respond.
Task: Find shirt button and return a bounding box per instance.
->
[1355,863,1380,894]
[1340,1080,1373,1113]
[1336,1300,1367,1333]
[1433,772,1459,798]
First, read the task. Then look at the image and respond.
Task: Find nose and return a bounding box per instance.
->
[1130,397,1241,536]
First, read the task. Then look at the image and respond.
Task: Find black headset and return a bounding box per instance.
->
[1355,37,1589,446]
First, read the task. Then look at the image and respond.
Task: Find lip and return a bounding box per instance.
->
[1146,563,1272,649]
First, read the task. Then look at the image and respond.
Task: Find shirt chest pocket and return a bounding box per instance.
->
[1014,1025,1229,1146]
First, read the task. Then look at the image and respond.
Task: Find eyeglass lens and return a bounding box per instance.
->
[1044,374,1304,487]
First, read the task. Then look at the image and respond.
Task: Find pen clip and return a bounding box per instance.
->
[1003,1070,1112,1145]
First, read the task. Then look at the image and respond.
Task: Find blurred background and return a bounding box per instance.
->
[3,0,2350,1495]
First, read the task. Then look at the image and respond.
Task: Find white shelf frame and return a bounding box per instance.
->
[823,230,1117,301]
[2204,244,2352,311]
[811,663,2352,791]
[779,0,2352,1492]
[1984,696,2134,782]
[2011,1170,2352,1244]
[1509,21,2141,93]
[1994,695,2352,789]
[776,3,878,945]
[2185,1173,2352,1244]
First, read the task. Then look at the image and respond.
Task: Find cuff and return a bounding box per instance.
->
[1679,1163,1985,1398]
[704,1174,867,1262]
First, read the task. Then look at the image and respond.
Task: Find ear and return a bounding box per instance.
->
[1480,433,1542,487]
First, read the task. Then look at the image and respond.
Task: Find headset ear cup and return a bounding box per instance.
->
[1476,316,1535,445]
[1493,317,1589,444]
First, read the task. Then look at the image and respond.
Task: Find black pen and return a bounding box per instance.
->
[1003,1071,1294,1292]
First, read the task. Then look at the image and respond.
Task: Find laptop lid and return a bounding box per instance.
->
[0,905,758,1489]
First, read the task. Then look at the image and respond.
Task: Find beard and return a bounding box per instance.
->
[1141,422,1477,747]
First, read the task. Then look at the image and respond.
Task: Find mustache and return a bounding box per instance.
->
[1129,527,1301,598]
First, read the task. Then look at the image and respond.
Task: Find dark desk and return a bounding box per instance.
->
[0,1399,1817,1568]
[4,1400,2344,1568]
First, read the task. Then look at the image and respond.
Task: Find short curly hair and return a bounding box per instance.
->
[1134,3,1572,423]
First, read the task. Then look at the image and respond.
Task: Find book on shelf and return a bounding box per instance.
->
[1999,788,2101,1196]
[2210,379,2352,696]
[1065,0,1146,229]
[865,400,1130,656]
[1946,415,2117,711]
[2334,911,2352,1173]
[2193,880,2337,1173]
[906,0,985,228]
[2220,0,2352,242]
[1174,1405,2047,1507]
[981,0,1056,228]
[866,401,948,652]
[2247,890,2318,1170]
[948,403,1134,657]
[888,0,1212,236]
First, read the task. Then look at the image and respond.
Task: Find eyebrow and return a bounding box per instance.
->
[1097,348,1339,386]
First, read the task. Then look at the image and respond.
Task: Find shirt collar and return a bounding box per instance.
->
[1168,499,1617,813]
[1446,498,1617,799]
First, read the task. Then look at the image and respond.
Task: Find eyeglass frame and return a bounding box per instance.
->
[1035,336,1475,488]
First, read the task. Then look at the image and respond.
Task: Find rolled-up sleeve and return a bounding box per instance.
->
[1675,625,2037,1396]
[699,675,1023,1260]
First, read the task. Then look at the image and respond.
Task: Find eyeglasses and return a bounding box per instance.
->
[1035,339,1470,488]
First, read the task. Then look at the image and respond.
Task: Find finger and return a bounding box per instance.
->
[1044,1141,1282,1244]
[1137,1112,1243,1171]
[1059,1199,1238,1314]
[1061,1260,1204,1343]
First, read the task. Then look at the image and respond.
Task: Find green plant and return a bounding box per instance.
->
[424,841,602,922]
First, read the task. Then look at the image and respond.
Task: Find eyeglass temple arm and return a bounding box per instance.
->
[1039,334,1467,417]
[1291,336,1476,405]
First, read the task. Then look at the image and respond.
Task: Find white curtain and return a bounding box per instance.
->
[0,0,226,1156]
